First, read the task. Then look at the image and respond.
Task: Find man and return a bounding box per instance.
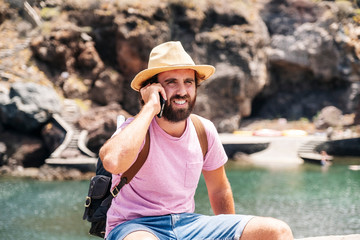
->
[99,41,294,240]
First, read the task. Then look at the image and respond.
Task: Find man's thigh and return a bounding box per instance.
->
[123,230,159,240]
[174,213,253,240]
[106,216,174,240]
[240,216,294,240]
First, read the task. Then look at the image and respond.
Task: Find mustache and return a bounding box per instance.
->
[169,94,190,101]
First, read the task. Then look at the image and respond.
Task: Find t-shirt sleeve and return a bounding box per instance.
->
[111,117,134,137]
[201,118,228,171]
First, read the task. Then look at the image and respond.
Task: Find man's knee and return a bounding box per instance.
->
[241,216,293,240]
[270,218,293,239]
[123,230,159,240]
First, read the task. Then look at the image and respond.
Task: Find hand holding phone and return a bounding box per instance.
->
[157,93,165,118]
[146,78,165,118]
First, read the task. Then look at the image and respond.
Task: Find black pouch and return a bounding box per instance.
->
[83,175,112,238]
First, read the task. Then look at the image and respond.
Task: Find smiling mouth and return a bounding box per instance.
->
[174,100,186,105]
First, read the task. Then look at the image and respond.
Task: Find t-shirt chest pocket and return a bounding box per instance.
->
[184,161,203,188]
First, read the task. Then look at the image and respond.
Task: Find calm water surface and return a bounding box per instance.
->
[1,162,359,239]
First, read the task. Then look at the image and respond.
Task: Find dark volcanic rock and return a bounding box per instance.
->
[0,130,49,168]
[314,106,344,129]
[255,0,360,120]
[0,82,62,132]
[76,102,132,153]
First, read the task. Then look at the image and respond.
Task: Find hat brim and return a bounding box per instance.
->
[131,65,215,91]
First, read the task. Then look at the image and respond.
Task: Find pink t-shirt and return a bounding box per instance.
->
[105,115,227,237]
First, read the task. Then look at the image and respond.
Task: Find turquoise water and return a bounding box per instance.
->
[0,163,359,239]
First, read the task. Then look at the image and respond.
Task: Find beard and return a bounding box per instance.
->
[163,94,196,122]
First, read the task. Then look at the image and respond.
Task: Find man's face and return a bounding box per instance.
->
[157,69,197,122]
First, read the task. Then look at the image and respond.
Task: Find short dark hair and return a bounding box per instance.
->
[140,74,159,89]
[139,74,158,106]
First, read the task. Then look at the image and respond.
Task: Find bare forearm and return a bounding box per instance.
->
[203,167,236,215]
[100,83,165,174]
[209,187,235,215]
[99,104,155,174]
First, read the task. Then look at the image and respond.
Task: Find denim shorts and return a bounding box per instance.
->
[106,213,253,240]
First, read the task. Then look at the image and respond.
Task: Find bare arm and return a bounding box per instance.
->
[99,83,166,174]
[202,166,235,214]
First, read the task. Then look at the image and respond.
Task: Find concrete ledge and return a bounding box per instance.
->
[297,234,360,240]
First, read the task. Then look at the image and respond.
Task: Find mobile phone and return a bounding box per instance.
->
[157,93,165,118]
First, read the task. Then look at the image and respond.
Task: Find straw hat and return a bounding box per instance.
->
[130,41,215,91]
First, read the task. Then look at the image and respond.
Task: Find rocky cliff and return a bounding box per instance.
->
[0,0,359,170]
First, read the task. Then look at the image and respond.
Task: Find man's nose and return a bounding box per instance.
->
[176,83,187,96]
